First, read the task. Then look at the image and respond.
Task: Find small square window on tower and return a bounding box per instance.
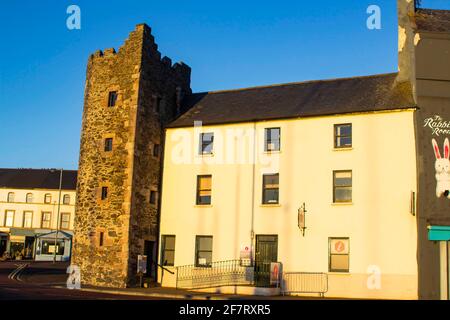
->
[101,186,108,200]
[153,144,160,157]
[104,138,113,152]
[108,91,118,107]
[153,95,162,113]
[150,190,158,205]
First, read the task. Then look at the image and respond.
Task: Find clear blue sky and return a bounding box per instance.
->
[0,0,449,170]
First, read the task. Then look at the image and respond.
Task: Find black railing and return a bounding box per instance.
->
[176,259,254,289]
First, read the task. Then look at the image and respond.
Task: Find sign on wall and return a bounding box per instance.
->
[424,115,450,200]
[137,255,147,274]
[270,262,281,286]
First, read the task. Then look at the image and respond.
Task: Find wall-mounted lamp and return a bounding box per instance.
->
[298,202,308,237]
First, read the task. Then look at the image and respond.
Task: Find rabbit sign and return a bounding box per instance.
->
[432,138,450,199]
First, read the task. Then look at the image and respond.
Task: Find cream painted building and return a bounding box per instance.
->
[157,73,419,299]
[0,169,77,261]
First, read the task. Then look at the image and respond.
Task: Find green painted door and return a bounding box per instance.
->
[255,235,278,287]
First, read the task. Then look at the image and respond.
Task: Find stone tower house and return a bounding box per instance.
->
[73,24,191,287]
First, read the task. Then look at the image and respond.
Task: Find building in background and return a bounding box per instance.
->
[0,169,77,261]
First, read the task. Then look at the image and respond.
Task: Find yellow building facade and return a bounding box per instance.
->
[0,169,77,261]
[158,108,418,299]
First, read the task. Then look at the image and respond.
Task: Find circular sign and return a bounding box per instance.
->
[335,241,345,253]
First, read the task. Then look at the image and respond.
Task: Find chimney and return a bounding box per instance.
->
[397,0,417,86]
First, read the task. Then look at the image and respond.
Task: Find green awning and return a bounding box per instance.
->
[9,228,37,237]
[428,226,450,241]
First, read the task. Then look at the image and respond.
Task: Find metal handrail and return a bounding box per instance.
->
[281,272,328,296]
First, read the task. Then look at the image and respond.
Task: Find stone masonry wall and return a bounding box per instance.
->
[73,24,191,288]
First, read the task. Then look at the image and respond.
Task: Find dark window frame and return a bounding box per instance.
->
[41,212,52,229]
[328,237,350,273]
[99,232,104,247]
[108,91,118,107]
[262,173,279,204]
[264,127,281,152]
[60,212,70,230]
[153,143,160,158]
[104,138,113,152]
[22,211,33,228]
[101,187,108,200]
[334,123,352,149]
[26,193,33,203]
[44,193,52,204]
[4,210,15,227]
[333,170,352,203]
[196,175,212,205]
[150,190,157,205]
[63,194,70,205]
[199,132,214,155]
[7,192,14,203]
[161,235,176,266]
[195,235,213,267]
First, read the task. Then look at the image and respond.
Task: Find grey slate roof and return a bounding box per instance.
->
[415,9,450,33]
[170,73,415,128]
[0,168,77,190]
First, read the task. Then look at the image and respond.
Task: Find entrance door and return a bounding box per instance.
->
[144,241,156,280]
[0,238,7,256]
[255,235,278,287]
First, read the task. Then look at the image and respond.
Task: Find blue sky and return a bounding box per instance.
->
[0,0,449,170]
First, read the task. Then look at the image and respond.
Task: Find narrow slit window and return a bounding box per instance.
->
[108,91,118,107]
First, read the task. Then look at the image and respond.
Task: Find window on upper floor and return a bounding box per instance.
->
[44,193,52,204]
[23,211,33,228]
[63,194,70,205]
[262,174,279,204]
[60,212,70,230]
[199,133,214,155]
[334,124,352,148]
[101,187,108,200]
[41,212,51,229]
[153,95,162,113]
[4,210,15,227]
[153,144,160,158]
[26,193,33,203]
[329,237,350,272]
[104,138,113,152]
[7,192,14,203]
[264,128,280,152]
[196,175,212,205]
[108,91,118,107]
[333,171,352,203]
[150,190,158,205]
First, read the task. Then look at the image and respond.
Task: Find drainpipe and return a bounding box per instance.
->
[250,122,257,262]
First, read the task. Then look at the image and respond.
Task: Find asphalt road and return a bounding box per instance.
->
[0,261,156,300]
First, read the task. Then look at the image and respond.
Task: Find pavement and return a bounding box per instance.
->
[0,260,326,300]
[0,261,163,300]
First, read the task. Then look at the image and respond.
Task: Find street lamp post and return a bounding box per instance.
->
[53,168,63,264]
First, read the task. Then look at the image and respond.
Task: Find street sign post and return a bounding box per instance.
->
[137,255,147,287]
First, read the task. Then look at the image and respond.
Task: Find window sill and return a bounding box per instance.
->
[263,150,281,154]
[331,202,353,206]
[333,147,353,152]
[194,204,213,208]
[328,271,351,275]
[260,203,281,207]
[197,153,214,157]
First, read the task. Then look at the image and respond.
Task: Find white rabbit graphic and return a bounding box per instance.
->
[432,137,450,199]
